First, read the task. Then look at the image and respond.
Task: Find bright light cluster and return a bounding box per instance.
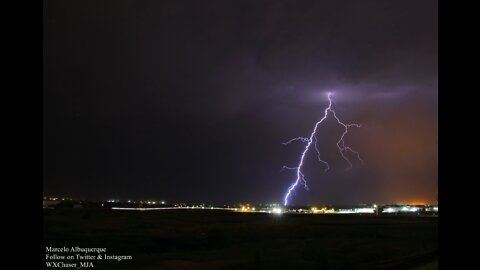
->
[382,205,423,213]
[271,207,283,214]
[311,207,335,214]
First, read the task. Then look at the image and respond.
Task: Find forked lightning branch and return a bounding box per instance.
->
[282,92,363,206]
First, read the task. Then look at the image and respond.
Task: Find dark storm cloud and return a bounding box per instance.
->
[44,0,437,204]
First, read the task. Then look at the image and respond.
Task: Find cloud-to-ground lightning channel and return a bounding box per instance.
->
[283,92,363,206]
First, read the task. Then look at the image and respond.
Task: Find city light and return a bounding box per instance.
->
[354,208,375,214]
[272,208,283,214]
[383,207,396,213]
[43,197,437,216]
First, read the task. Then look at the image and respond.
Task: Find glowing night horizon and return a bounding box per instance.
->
[283,92,363,206]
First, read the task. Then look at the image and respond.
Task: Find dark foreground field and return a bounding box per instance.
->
[44,209,437,270]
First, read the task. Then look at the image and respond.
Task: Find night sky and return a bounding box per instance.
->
[43,0,438,205]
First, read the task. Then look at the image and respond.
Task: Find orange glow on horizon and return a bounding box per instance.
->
[407,200,433,205]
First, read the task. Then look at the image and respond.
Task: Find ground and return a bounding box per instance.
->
[44,209,438,270]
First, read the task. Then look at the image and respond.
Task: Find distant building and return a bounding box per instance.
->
[381,205,424,214]
[425,205,438,213]
[353,207,376,214]
[337,207,375,214]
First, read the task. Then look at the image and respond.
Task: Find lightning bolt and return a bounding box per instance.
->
[283,92,363,206]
